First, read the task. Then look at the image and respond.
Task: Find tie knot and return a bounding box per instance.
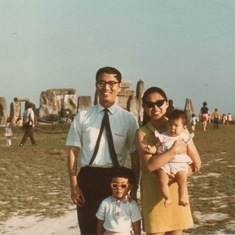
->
[104,108,109,114]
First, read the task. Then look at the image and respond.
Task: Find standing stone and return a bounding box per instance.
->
[184,98,194,121]
[127,95,139,121]
[39,90,60,121]
[0,97,7,125]
[77,96,92,112]
[10,101,21,125]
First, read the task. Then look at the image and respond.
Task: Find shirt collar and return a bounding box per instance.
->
[111,195,129,204]
[97,103,117,115]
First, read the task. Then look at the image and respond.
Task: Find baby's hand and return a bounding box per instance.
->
[144,145,152,152]
[144,145,156,154]
[193,161,201,172]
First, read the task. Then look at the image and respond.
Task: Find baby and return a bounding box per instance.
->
[145,109,201,207]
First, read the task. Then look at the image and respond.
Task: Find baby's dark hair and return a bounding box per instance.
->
[111,167,135,185]
[168,109,188,126]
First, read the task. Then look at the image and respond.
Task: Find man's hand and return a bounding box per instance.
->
[71,185,86,207]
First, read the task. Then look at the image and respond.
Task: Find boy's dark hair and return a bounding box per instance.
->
[169,109,188,125]
[96,66,122,82]
[111,167,135,185]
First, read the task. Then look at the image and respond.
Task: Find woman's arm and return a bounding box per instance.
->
[187,139,202,172]
[136,130,187,173]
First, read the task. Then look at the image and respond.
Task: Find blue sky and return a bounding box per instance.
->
[0,0,234,115]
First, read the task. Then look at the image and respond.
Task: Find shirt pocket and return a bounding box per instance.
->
[113,132,127,154]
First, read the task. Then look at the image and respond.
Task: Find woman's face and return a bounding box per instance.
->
[144,92,169,121]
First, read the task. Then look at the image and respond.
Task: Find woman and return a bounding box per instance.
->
[200,101,209,131]
[136,87,201,235]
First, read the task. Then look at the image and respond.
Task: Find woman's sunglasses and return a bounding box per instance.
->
[145,99,165,108]
[111,183,128,189]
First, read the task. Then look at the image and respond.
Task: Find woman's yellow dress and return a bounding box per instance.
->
[139,121,194,233]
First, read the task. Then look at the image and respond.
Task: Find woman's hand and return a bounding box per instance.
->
[171,139,187,155]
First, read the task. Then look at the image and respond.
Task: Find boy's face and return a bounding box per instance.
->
[167,118,186,137]
[111,177,132,200]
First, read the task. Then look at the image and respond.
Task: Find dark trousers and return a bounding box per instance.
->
[214,118,219,129]
[77,166,116,235]
[20,125,36,145]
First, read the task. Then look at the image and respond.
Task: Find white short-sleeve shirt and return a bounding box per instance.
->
[96,196,142,233]
[66,104,138,167]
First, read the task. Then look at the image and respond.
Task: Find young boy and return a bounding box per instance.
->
[145,109,201,207]
[96,167,142,235]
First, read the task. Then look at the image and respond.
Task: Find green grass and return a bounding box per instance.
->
[0,122,234,234]
[187,122,235,234]
[0,124,71,221]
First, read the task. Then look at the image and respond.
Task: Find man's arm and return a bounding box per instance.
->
[97,219,105,235]
[67,146,85,206]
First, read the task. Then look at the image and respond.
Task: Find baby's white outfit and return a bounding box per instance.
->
[155,130,193,174]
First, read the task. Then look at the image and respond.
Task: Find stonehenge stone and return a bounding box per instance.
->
[46,88,76,95]
[14,97,30,102]
[136,79,144,100]
[38,89,77,121]
[0,97,7,125]
[10,101,21,125]
[184,98,194,121]
[127,95,140,121]
[77,96,92,112]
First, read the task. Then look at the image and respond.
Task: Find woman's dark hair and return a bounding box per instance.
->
[96,66,122,82]
[142,87,168,125]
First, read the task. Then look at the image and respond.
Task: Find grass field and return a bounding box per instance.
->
[0,121,234,234]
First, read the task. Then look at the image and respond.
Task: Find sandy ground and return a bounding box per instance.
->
[0,206,80,235]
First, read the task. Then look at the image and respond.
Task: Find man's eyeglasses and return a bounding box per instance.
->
[96,80,120,88]
[111,183,128,189]
[145,99,165,108]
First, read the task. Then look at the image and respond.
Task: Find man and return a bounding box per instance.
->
[66,66,140,235]
[19,102,36,146]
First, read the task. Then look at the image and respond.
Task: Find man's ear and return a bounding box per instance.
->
[118,82,122,92]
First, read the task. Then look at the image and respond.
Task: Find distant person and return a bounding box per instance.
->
[144,109,201,207]
[212,108,220,130]
[227,113,232,125]
[5,116,13,147]
[200,101,209,131]
[190,113,198,132]
[208,114,212,123]
[165,99,174,118]
[222,114,227,125]
[96,167,142,235]
[19,103,36,147]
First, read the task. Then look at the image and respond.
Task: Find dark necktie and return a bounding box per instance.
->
[89,109,119,167]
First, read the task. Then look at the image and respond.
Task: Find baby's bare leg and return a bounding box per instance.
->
[157,169,172,207]
[175,171,189,206]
